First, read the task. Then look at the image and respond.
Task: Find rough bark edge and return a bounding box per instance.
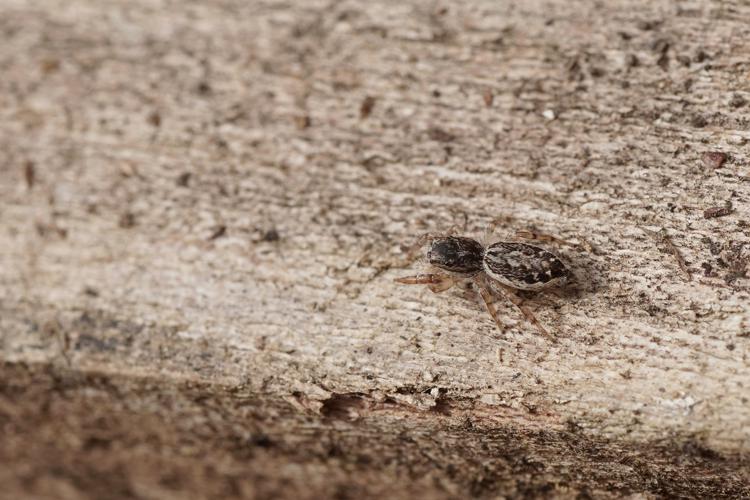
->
[1,361,748,499]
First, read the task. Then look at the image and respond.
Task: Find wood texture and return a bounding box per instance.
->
[2,0,750,497]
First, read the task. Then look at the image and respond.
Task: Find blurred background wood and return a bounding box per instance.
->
[2,0,750,497]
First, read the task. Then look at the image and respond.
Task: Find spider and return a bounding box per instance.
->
[394,230,575,340]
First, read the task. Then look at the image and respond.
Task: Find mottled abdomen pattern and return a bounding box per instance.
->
[483,242,570,291]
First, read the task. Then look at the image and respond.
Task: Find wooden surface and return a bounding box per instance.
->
[2,0,750,498]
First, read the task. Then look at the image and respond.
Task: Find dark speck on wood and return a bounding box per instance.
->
[702,152,727,169]
[428,127,455,142]
[704,201,733,219]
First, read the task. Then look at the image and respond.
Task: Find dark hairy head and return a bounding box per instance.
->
[427,236,484,274]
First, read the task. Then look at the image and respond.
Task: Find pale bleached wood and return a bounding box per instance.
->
[1,0,750,497]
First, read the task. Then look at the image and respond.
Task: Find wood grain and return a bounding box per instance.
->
[1,0,750,497]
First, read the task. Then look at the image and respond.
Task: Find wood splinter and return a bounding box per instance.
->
[643,227,691,281]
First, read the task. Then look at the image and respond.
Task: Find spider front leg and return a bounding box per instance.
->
[394,273,456,293]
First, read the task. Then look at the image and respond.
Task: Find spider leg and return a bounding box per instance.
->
[402,233,435,264]
[515,229,572,246]
[394,273,456,293]
[483,215,515,244]
[443,223,463,237]
[428,276,456,293]
[494,282,557,343]
[473,275,505,332]
[515,229,593,253]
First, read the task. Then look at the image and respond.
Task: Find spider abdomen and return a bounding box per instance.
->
[483,242,570,291]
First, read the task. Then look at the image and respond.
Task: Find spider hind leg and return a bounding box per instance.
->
[473,275,505,332]
[495,282,557,342]
[516,229,593,253]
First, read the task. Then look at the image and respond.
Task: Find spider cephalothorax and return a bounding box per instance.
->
[426,236,484,275]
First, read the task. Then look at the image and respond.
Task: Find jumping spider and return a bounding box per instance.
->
[395,229,576,340]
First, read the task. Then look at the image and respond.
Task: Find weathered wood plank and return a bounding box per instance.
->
[1,0,750,497]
